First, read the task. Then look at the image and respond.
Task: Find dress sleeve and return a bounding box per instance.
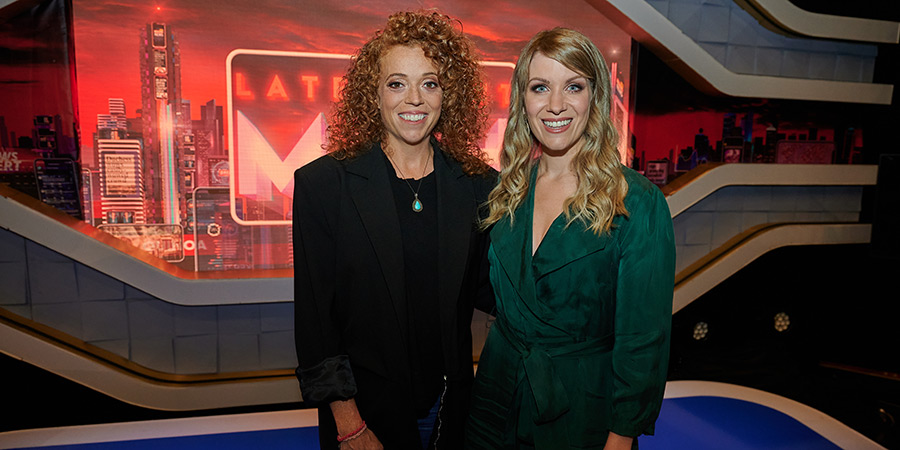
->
[609,183,675,437]
[292,163,357,406]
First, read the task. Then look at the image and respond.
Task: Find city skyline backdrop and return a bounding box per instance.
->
[70,0,634,167]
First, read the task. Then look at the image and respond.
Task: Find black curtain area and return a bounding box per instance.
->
[669,244,900,448]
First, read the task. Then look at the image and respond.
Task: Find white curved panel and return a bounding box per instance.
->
[0,321,301,411]
[0,194,292,306]
[590,0,894,104]
[2,164,876,307]
[666,164,878,217]
[748,0,900,44]
[673,223,873,313]
[0,218,868,410]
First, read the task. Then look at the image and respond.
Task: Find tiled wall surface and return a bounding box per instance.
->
[0,184,864,375]
[646,0,877,82]
[673,185,863,273]
[0,226,297,375]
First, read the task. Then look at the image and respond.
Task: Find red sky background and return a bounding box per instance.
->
[65,0,633,166]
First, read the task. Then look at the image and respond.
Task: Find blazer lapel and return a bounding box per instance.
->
[345,144,408,344]
[434,149,473,332]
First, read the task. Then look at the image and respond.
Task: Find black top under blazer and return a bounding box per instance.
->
[292,142,496,449]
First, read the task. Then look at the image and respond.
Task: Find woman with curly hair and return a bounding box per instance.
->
[292,10,496,450]
[466,28,674,449]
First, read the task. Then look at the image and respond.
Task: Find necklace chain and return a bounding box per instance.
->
[384,143,431,213]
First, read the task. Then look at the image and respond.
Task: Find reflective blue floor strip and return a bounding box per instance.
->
[2,387,877,449]
[642,396,840,449]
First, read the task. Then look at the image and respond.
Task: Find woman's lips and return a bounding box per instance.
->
[541,118,572,133]
[399,112,427,123]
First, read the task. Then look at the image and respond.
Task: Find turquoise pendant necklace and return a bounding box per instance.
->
[385,145,431,213]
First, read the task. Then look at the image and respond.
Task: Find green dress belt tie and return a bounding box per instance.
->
[494,318,613,448]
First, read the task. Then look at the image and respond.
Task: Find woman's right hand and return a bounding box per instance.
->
[340,429,383,450]
[331,398,382,449]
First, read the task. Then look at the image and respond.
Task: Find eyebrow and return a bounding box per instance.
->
[528,75,587,84]
[385,72,440,79]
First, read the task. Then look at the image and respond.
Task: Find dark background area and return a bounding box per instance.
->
[669,244,900,449]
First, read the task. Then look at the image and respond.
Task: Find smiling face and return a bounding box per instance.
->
[378,45,443,151]
[524,52,592,155]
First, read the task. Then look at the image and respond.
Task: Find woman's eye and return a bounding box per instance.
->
[423,80,439,89]
[387,81,404,89]
[566,83,584,92]
[530,84,549,93]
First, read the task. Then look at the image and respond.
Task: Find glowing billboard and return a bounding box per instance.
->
[226,50,513,225]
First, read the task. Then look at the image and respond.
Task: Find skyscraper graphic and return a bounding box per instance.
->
[98,138,145,224]
[139,22,185,225]
[194,99,225,187]
[109,98,126,116]
[0,116,9,148]
[97,98,128,139]
[96,98,145,224]
[32,115,61,152]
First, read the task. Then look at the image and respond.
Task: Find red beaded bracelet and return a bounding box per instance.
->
[337,421,367,443]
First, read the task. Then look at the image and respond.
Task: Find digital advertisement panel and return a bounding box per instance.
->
[61,0,633,272]
[226,51,515,225]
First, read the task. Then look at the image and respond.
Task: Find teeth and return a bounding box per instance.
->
[543,119,572,128]
[400,113,426,121]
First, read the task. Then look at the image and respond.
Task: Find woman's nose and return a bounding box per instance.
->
[406,87,423,105]
[547,90,565,114]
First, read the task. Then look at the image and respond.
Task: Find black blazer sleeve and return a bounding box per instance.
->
[473,171,498,315]
[292,158,356,406]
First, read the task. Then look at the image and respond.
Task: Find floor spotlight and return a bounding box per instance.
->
[693,321,709,341]
[774,312,790,332]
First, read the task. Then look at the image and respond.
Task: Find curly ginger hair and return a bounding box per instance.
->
[326,11,492,176]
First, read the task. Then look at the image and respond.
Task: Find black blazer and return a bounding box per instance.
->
[293,142,496,449]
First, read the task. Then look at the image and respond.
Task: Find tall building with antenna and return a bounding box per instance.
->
[139,22,186,225]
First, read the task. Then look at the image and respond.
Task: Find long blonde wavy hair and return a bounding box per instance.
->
[482,27,627,234]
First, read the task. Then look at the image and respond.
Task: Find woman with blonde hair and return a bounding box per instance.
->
[292,11,496,450]
[466,28,675,449]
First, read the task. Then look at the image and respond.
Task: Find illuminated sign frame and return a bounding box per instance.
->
[225,50,352,226]
[226,49,513,226]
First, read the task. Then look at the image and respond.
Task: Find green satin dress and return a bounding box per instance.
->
[466,166,675,449]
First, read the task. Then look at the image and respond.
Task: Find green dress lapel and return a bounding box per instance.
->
[489,184,537,309]
[491,165,613,296]
[531,216,611,278]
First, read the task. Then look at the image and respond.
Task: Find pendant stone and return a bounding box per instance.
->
[412,194,423,213]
